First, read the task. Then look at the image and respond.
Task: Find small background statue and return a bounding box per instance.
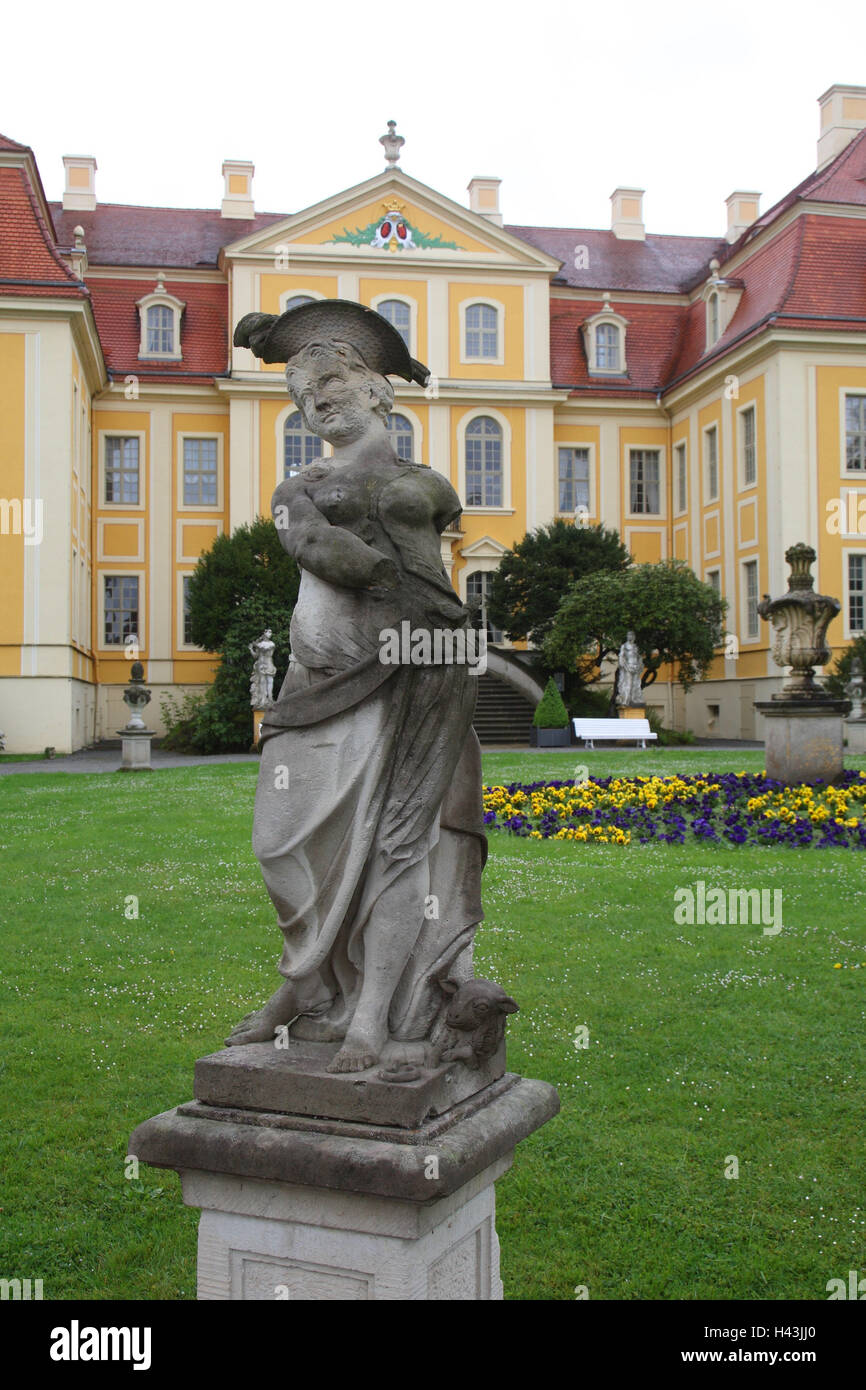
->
[616,630,644,707]
[249,630,276,709]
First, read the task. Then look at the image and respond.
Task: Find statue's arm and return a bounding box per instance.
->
[272,483,397,591]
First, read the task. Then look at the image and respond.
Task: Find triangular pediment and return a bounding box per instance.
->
[223,169,560,272]
[460,535,511,559]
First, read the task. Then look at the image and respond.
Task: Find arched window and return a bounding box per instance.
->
[464,304,499,359]
[465,416,502,507]
[284,411,323,478]
[284,295,315,312]
[466,570,503,644]
[595,322,620,370]
[708,292,720,346]
[385,412,414,460]
[377,299,411,348]
[146,303,174,354]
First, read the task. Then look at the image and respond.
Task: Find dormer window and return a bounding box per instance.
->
[582,297,628,375]
[702,261,744,353]
[136,279,185,361]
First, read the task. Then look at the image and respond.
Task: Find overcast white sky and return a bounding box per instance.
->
[5,0,866,237]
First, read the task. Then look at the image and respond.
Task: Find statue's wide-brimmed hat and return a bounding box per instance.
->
[233,298,430,386]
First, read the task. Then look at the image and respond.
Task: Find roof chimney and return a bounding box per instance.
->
[467,177,502,226]
[725,190,761,243]
[221,159,255,219]
[817,84,866,170]
[62,156,96,212]
[611,187,645,240]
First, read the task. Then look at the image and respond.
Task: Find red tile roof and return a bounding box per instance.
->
[507,224,725,293]
[0,166,86,298]
[551,298,686,396]
[0,132,31,152]
[86,277,229,381]
[49,203,287,269]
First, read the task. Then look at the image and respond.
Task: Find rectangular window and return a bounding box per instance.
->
[182,575,195,645]
[105,437,140,505]
[103,575,139,646]
[675,442,687,513]
[629,449,660,514]
[183,438,219,506]
[705,426,718,502]
[849,554,866,632]
[744,559,759,638]
[707,569,722,597]
[558,447,590,514]
[846,395,866,472]
[465,304,498,359]
[741,406,756,486]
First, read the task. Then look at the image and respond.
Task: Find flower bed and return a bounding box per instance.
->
[482,771,866,847]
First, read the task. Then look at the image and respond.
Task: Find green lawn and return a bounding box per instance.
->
[1,755,864,1300]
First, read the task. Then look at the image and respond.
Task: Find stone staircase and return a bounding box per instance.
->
[472,672,536,745]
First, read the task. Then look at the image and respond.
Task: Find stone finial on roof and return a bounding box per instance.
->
[380,121,404,170]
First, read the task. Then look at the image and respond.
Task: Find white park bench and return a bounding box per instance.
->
[572,717,657,749]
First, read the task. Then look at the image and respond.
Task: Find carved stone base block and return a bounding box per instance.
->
[755,699,850,784]
[190,1160,506,1300]
[844,719,866,755]
[130,1074,558,1301]
[117,728,155,770]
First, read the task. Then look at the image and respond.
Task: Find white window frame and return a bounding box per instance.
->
[706,567,722,599]
[371,293,418,357]
[98,569,145,653]
[738,402,757,491]
[741,558,760,643]
[136,286,185,361]
[627,447,664,518]
[582,307,629,375]
[99,430,146,511]
[703,423,719,504]
[177,571,200,651]
[459,297,505,366]
[177,432,224,513]
[841,390,866,476]
[674,440,688,516]
[457,408,513,513]
[556,443,594,518]
[844,549,866,638]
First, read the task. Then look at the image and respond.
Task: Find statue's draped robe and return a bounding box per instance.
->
[254,466,486,1042]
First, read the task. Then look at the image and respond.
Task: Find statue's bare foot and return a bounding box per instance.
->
[327,1022,386,1073]
[225,980,297,1046]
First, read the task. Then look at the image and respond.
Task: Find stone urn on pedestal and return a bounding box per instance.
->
[118,661,155,771]
[754,544,850,783]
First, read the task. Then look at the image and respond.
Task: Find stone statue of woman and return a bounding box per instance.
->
[225,301,490,1076]
[616,630,644,707]
[248,629,276,708]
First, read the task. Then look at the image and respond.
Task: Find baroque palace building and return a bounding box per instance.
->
[2,87,866,752]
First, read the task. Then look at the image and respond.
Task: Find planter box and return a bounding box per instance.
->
[531,727,571,748]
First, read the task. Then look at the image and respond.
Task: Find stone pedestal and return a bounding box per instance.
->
[844,718,866,755]
[619,706,646,721]
[754,699,850,784]
[118,728,155,770]
[130,1053,559,1301]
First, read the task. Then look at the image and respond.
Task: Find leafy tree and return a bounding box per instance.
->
[487,519,631,648]
[542,559,727,696]
[162,518,300,753]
